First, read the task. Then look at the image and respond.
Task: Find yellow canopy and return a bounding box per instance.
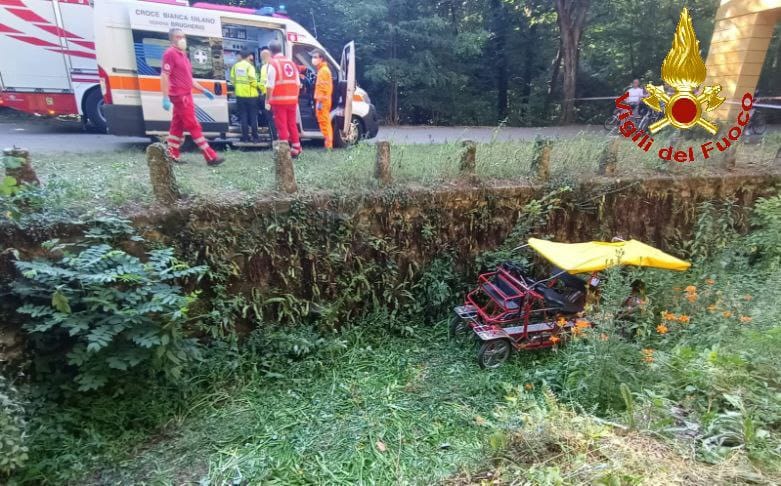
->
[527,238,691,273]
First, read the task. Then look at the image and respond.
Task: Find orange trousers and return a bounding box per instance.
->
[316,100,333,149]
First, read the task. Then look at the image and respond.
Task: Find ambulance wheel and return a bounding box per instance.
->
[477,339,511,369]
[449,316,469,338]
[333,116,364,148]
[84,88,107,133]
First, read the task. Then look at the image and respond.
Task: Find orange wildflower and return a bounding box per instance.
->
[739,315,752,323]
[677,314,690,323]
[743,295,753,301]
[722,311,733,318]
[706,279,716,285]
[662,311,676,321]
[686,293,698,303]
[549,335,560,344]
[707,304,717,313]
[642,348,655,363]
[556,317,567,328]
[524,383,534,391]
[575,319,591,329]
[656,324,669,335]
[685,285,697,294]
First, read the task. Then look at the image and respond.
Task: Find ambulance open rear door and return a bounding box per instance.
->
[128,5,229,136]
[339,41,356,141]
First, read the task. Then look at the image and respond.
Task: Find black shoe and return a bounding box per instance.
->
[207,156,225,167]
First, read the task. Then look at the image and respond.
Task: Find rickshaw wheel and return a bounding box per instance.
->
[477,339,512,369]
[449,316,470,338]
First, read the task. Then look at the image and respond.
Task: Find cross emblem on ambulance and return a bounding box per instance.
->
[193,48,209,65]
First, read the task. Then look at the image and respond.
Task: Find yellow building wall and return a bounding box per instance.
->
[704,0,781,122]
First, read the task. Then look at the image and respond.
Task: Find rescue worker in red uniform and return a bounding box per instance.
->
[264,40,302,157]
[161,28,224,166]
[311,50,333,149]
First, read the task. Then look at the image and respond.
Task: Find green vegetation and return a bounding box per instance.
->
[10,133,780,213]
[13,218,206,391]
[3,190,780,484]
[209,0,781,126]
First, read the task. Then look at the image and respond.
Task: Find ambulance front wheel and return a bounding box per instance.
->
[84,88,107,133]
[333,116,364,148]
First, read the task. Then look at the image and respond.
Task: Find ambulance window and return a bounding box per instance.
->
[292,44,337,77]
[131,30,224,80]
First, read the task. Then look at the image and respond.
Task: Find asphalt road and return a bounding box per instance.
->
[0,118,607,154]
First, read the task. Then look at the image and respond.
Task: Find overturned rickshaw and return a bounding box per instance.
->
[451,238,691,368]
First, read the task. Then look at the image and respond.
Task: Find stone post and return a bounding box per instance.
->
[531,137,551,181]
[145,143,180,205]
[459,140,477,180]
[374,141,392,187]
[598,137,620,176]
[274,141,298,193]
[720,148,737,172]
[2,147,40,186]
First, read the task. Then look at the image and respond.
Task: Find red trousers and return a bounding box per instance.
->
[271,103,301,154]
[166,94,217,162]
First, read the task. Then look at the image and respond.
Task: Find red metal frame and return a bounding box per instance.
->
[457,265,578,351]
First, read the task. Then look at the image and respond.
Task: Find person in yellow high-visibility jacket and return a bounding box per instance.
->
[230,50,260,142]
[311,50,333,149]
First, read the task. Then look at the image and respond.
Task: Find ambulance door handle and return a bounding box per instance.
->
[214,83,223,96]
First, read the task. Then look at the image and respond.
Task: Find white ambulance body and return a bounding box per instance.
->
[94,0,378,145]
[0,0,106,130]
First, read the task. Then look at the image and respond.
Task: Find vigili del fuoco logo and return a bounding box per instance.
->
[612,8,754,163]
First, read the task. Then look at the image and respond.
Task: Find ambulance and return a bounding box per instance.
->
[94,0,378,146]
[0,0,106,130]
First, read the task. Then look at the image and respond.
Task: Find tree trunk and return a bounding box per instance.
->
[544,45,563,119]
[555,0,590,125]
[490,0,509,122]
[520,21,538,123]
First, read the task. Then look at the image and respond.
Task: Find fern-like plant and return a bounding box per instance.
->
[12,218,206,391]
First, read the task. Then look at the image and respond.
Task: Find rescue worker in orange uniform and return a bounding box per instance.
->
[264,40,302,157]
[311,50,333,149]
[161,28,224,166]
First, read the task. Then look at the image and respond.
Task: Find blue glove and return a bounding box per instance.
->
[203,89,215,100]
[162,96,171,111]
[316,102,323,111]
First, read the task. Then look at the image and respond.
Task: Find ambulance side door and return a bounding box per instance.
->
[339,41,356,137]
[128,8,229,135]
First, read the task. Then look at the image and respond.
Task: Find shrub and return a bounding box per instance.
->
[12,218,206,391]
[0,374,28,476]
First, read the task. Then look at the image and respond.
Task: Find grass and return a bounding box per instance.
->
[25,131,781,213]
[18,325,550,484]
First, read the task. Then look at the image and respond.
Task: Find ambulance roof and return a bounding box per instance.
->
[189,2,319,46]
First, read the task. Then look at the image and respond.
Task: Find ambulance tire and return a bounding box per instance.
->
[333,115,364,148]
[84,88,107,133]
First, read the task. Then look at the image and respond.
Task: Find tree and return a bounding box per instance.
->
[554,0,590,124]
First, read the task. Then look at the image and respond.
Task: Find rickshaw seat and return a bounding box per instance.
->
[537,286,584,313]
[481,283,520,310]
